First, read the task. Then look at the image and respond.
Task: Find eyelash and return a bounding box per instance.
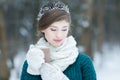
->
[50,28,56,31]
[50,28,67,31]
[62,29,67,31]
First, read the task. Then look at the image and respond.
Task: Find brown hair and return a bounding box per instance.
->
[37,9,71,37]
[38,9,71,30]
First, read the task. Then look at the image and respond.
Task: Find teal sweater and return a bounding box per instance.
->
[20,53,96,80]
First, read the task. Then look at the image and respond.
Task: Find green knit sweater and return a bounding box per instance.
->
[20,53,96,80]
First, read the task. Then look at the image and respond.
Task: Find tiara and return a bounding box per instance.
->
[37,1,70,21]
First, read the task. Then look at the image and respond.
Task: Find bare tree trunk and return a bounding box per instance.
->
[0,7,10,80]
[80,0,94,59]
[97,0,105,53]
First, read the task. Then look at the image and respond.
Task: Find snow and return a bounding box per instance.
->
[81,20,90,28]
[9,43,120,80]
[19,27,29,37]
[94,44,120,80]
[9,51,26,80]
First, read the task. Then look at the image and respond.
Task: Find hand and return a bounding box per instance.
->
[40,63,69,80]
[41,48,51,63]
[26,45,45,75]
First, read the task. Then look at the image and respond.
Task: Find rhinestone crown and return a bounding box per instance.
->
[37,1,70,21]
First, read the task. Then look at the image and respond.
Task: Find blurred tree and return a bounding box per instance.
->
[79,0,94,59]
[104,0,120,44]
[0,6,10,80]
[96,0,105,53]
[2,0,40,68]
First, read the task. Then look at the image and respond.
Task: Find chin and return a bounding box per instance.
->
[53,43,62,47]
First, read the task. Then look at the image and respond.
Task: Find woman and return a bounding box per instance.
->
[20,1,96,80]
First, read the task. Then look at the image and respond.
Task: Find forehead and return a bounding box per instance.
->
[49,20,70,28]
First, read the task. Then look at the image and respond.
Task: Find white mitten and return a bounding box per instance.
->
[26,44,45,75]
[40,63,69,80]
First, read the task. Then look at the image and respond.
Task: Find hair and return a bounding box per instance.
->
[37,1,71,37]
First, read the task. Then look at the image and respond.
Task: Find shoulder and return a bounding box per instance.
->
[71,53,95,70]
[21,60,28,73]
[77,53,91,60]
[64,53,96,80]
[76,53,93,65]
[75,53,96,72]
[76,53,97,80]
[20,60,28,79]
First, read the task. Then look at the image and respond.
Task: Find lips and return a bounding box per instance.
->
[53,39,62,43]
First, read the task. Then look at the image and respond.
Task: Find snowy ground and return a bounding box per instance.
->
[94,44,120,80]
[9,44,120,80]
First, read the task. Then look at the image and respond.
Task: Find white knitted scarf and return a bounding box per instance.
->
[35,36,79,71]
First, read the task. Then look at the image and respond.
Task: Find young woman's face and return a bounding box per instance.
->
[41,20,70,47]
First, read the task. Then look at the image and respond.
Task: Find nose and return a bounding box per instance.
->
[55,31,62,38]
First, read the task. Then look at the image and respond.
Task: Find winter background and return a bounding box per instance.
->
[0,0,120,80]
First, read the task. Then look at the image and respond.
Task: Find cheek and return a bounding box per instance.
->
[44,33,50,39]
[44,32,53,41]
[65,30,69,36]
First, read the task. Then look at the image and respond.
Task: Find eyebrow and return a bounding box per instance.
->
[50,26,68,28]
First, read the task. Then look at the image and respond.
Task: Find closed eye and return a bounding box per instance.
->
[62,29,68,31]
[50,28,56,31]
